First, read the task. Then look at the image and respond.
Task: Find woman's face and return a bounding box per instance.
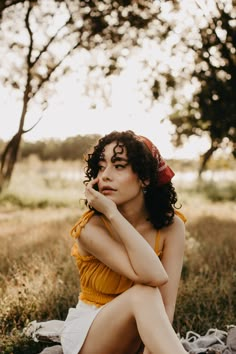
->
[96,142,144,206]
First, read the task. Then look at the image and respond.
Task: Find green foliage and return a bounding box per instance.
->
[19,134,101,161]
[176,180,236,203]
[0,192,63,208]
[168,1,235,165]
[200,181,236,202]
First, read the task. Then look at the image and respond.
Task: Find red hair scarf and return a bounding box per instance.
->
[137,135,175,186]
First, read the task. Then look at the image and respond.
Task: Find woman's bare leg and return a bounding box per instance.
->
[80,284,187,354]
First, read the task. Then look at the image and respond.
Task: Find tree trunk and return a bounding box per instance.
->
[0,77,30,192]
[0,132,22,191]
[198,143,218,178]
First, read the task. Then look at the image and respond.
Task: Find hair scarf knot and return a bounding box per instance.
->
[137,135,175,186]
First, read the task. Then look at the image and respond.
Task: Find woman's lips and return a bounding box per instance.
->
[101,186,116,194]
[102,190,115,195]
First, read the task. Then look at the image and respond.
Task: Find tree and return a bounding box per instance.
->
[188,0,236,174]
[157,0,236,174]
[0,0,23,15]
[0,0,162,191]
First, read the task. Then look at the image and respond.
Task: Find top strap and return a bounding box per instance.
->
[70,209,187,241]
[70,210,95,239]
[174,210,187,223]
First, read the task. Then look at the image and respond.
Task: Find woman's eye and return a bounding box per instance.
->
[115,164,125,169]
[98,165,105,171]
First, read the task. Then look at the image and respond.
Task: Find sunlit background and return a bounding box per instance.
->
[0,72,212,160]
[2,0,230,160]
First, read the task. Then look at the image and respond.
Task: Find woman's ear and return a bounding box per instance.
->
[141,179,150,187]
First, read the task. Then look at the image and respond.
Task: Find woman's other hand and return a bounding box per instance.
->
[85,178,117,217]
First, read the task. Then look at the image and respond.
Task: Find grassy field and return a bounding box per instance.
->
[0,159,235,354]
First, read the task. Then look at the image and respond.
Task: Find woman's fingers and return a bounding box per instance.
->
[85,178,100,207]
[85,178,116,215]
[86,177,99,192]
[90,177,99,188]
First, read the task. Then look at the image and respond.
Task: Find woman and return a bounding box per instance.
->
[61,130,188,354]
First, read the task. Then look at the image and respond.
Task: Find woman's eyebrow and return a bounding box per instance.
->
[112,157,128,162]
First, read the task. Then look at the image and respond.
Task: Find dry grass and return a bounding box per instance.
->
[0,159,235,353]
[174,198,236,335]
[0,207,84,353]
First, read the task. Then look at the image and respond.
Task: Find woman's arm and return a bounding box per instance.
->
[80,179,168,287]
[159,215,186,323]
[106,208,168,286]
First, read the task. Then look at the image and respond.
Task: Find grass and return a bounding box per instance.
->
[0,207,82,354]
[0,157,85,209]
[0,159,235,353]
[174,201,236,335]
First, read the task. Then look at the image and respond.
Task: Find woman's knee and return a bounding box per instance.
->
[129,283,163,308]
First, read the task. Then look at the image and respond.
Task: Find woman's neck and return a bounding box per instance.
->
[118,197,149,229]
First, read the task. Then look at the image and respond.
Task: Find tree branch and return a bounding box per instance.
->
[31,39,81,99]
[0,0,22,14]
[22,115,44,135]
[31,15,73,67]
[25,1,34,69]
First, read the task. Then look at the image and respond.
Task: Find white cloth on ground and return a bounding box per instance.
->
[23,319,64,343]
[60,300,105,354]
[179,326,236,354]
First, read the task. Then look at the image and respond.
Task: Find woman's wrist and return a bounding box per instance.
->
[104,206,119,222]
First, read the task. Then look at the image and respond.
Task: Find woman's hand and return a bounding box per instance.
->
[85,178,117,217]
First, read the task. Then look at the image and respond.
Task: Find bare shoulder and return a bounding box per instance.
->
[162,214,186,244]
[173,213,185,231]
[79,213,111,250]
[80,213,106,238]
[84,213,103,228]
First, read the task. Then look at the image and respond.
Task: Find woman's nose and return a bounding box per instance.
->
[101,166,112,180]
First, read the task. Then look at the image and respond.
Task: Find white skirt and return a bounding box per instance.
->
[61,300,105,354]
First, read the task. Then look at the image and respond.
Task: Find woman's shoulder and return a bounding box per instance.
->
[174,209,187,224]
[171,211,186,232]
[161,210,186,243]
[70,210,104,239]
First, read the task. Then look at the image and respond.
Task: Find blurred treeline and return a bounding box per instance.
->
[0,134,100,161]
[1,135,235,172]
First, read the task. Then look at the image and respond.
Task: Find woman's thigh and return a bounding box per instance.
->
[80,286,144,354]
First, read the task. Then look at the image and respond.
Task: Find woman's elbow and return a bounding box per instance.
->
[161,272,169,285]
[152,273,169,287]
[143,272,169,287]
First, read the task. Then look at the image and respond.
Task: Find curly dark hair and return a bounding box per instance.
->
[84,130,180,229]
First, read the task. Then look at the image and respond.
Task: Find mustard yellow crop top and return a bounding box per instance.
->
[70,210,186,307]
